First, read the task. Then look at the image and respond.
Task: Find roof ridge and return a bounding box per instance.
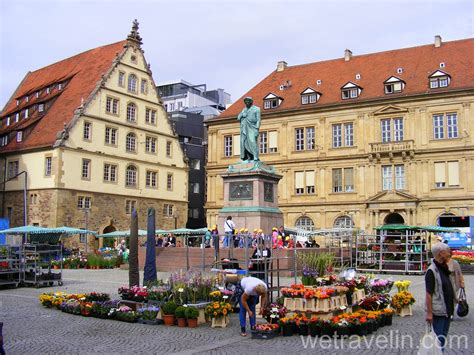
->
[285,37,474,71]
[28,40,126,74]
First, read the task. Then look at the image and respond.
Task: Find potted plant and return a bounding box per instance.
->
[162,301,177,326]
[262,303,287,324]
[175,306,187,327]
[308,317,322,337]
[296,315,309,336]
[137,305,161,325]
[185,306,199,328]
[391,291,415,317]
[279,317,294,337]
[382,308,394,326]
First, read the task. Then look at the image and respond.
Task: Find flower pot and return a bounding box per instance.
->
[336,326,351,337]
[298,324,309,336]
[177,318,187,327]
[398,305,413,317]
[187,318,198,328]
[163,314,175,326]
[354,323,368,336]
[384,315,393,326]
[282,323,294,337]
[321,326,334,337]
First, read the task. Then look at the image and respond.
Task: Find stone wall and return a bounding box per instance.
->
[2,188,187,251]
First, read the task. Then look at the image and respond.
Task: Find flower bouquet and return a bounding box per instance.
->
[90,300,120,319]
[394,280,411,292]
[279,317,296,337]
[308,317,323,337]
[137,305,162,325]
[369,279,394,294]
[205,301,232,319]
[262,303,287,324]
[391,291,415,316]
[85,292,110,302]
[295,315,309,336]
[110,305,138,322]
[146,285,170,304]
[60,299,82,315]
[118,286,148,302]
[301,266,318,286]
[359,294,391,311]
[332,316,352,337]
[251,323,280,339]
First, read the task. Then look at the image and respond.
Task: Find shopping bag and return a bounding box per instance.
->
[457,288,469,317]
[417,323,442,355]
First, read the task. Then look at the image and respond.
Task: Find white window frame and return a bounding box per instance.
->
[83,122,91,141]
[146,171,157,188]
[167,173,173,190]
[105,127,118,145]
[45,157,52,177]
[125,165,137,187]
[128,74,137,93]
[295,128,304,151]
[224,136,232,157]
[81,159,91,180]
[126,133,136,152]
[146,136,157,154]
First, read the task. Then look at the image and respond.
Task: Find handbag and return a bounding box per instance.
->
[457,288,469,317]
[417,323,442,355]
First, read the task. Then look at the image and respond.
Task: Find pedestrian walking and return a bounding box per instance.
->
[425,242,456,351]
[446,249,465,302]
[211,225,219,261]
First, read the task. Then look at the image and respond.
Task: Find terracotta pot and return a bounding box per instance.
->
[163,315,175,326]
[187,318,198,328]
[177,318,187,327]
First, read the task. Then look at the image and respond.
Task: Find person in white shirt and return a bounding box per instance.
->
[223,216,235,248]
[239,276,268,336]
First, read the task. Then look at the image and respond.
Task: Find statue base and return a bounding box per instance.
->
[218,161,283,233]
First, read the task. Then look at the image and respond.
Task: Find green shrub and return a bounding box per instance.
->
[175,306,187,318]
[185,306,199,319]
[162,301,177,316]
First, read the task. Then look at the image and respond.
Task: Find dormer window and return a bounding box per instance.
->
[38,104,44,112]
[15,113,20,122]
[384,76,405,94]
[36,91,40,98]
[58,83,62,90]
[300,87,321,105]
[46,87,50,94]
[429,70,450,89]
[341,82,362,99]
[6,117,10,126]
[16,99,20,106]
[263,93,282,109]
[24,108,29,118]
[25,96,29,103]
[16,131,23,143]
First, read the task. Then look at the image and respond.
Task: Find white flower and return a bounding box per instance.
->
[178,288,184,293]
[271,308,278,312]
[223,295,228,299]
[270,314,276,318]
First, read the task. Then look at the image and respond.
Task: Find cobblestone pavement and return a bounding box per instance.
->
[1,269,473,354]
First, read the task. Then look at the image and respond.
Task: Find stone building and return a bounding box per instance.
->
[205,36,474,231]
[0,21,188,249]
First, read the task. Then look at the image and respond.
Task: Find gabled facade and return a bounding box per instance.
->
[205,36,474,231]
[0,21,188,249]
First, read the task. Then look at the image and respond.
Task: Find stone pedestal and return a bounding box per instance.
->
[218,161,283,233]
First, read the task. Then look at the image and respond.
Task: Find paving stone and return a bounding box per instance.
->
[1,269,473,354]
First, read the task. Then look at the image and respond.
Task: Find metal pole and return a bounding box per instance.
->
[85,209,89,254]
[201,234,205,271]
[186,234,190,270]
[293,235,297,285]
[244,233,249,272]
[23,171,27,226]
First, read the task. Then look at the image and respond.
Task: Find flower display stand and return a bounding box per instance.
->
[211,315,229,328]
[187,302,210,325]
[353,289,366,304]
[339,295,348,308]
[283,298,296,311]
[197,309,207,324]
[331,296,341,310]
[315,312,333,321]
[305,299,317,312]
[315,298,331,313]
[294,298,305,312]
[398,305,412,317]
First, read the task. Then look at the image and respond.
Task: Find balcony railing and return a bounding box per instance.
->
[370,140,414,153]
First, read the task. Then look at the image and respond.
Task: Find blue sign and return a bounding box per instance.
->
[0,218,9,245]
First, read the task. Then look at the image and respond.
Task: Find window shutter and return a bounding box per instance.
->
[434,162,446,183]
[295,172,304,189]
[447,161,459,186]
[233,135,240,156]
[344,168,354,186]
[305,171,315,187]
[269,131,278,149]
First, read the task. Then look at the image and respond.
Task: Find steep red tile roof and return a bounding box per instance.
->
[0,40,127,152]
[219,38,474,119]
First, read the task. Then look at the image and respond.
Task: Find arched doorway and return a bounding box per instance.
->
[102,224,116,248]
[384,213,404,225]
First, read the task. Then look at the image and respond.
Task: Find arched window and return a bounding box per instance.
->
[333,215,354,228]
[126,133,136,152]
[125,165,137,187]
[128,74,137,93]
[295,216,315,231]
[126,103,136,122]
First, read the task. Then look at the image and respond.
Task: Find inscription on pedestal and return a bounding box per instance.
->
[264,182,274,202]
[229,182,253,200]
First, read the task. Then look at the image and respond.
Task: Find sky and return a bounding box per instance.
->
[1,0,473,107]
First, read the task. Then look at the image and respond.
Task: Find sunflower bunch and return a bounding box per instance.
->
[391,291,415,311]
[205,301,232,319]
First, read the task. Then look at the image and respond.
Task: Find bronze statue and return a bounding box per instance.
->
[237,97,261,162]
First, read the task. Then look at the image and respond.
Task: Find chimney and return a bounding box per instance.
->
[277,61,287,72]
[434,35,442,48]
[344,49,352,61]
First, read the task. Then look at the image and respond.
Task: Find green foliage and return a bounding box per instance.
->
[185,306,199,319]
[162,301,178,315]
[298,252,335,277]
[175,306,187,318]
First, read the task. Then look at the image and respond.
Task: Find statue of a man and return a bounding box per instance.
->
[237,97,261,162]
